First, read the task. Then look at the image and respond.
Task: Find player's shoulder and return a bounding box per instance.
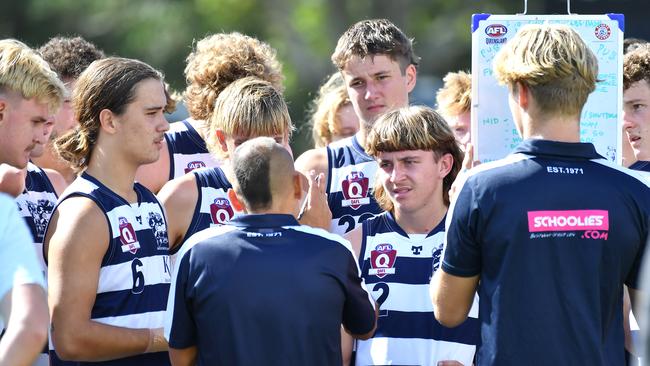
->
[287,224,356,256]
[158,172,199,203]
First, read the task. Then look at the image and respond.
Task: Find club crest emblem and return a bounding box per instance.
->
[369,243,397,278]
[118,217,140,254]
[184,160,206,174]
[210,198,234,225]
[341,171,370,210]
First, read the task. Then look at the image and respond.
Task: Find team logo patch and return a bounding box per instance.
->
[118,217,140,254]
[485,24,508,38]
[594,23,611,41]
[148,211,169,250]
[369,243,397,278]
[210,198,234,225]
[184,160,206,174]
[341,171,370,210]
[26,199,55,239]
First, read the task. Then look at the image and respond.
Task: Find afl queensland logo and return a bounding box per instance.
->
[118,217,140,254]
[485,24,508,38]
[184,160,206,174]
[341,171,370,210]
[594,23,611,41]
[210,198,234,225]
[369,243,397,278]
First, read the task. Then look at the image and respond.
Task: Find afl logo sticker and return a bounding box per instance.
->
[485,24,508,38]
[184,160,206,174]
[341,171,370,210]
[594,24,611,41]
[369,244,397,278]
[210,198,234,225]
[118,217,140,254]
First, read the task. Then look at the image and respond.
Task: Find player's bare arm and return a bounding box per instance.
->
[46,197,166,361]
[430,270,479,328]
[157,173,200,251]
[135,139,171,194]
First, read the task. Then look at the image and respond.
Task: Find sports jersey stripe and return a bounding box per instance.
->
[356,338,476,366]
[97,255,172,293]
[92,283,169,319]
[368,282,479,316]
[363,232,446,258]
[373,310,479,344]
[165,119,220,180]
[361,257,440,285]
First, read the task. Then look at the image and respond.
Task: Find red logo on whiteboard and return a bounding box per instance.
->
[594,24,611,41]
[118,217,140,254]
[485,24,508,38]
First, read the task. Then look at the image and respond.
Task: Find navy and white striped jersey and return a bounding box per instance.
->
[165,214,376,366]
[165,119,220,180]
[15,162,58,277]
[443,139,650,365]
[326,135,383,235]
[50,172,171,366]
[172,167,242,254]
[357,212,478,366]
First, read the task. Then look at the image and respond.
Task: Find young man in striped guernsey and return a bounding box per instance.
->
[136,32,284,193]
[0,38,64,366]
[432,24,650,365]
[342,106,477,366]
[623,43,650,173]
[295,19,418,235]
[44,57,172,364]
[158,76,294,256]
[165,137,377,365]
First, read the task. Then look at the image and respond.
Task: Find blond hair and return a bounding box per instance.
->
[436,71,471,118]
[309,73,352,147]
[184,32,284,122]
[493,24,597,117]
[0,39,65,112]
[206,77,293,160]
[366,105,463,208]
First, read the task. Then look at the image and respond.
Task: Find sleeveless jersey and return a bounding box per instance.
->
[357,212,479,366]
[49,172,171,366]
[15,162,58,277]
[172,167,242,254]
[326,135,382,235]
[165,119,220,180]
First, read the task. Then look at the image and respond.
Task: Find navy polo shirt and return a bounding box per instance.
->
[630,160,650,172]
[165,214,376,365]
[442,139,650,365]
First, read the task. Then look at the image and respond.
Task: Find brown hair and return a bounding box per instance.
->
[366,105,463,208]
[624,44,650,90]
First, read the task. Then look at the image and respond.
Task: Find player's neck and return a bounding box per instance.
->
[393,198,447,234]
[31,146,76,184]
[188,118,208,140]
[522,114,581,142]
[85,155,138,202]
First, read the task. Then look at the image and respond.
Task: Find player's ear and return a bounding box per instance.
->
[215,129,229,155]
[293,171,304,199]
[227,188,245,212]
[99,108,118,134]
[516,82,529,109]
[405,64,417,93]
[0,98,6,126]
[438,153,454,178]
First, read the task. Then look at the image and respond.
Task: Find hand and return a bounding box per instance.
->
[145,327,168,353]
[449,143,481,201]
[298,170,331,230]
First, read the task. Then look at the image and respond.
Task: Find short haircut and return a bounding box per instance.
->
[55,57,163,171]
[0,39,65,112]
[309,73,351,147]
[206,76,293,159]
[493,24,597,118]
[331,19,420,72]
[436,71,472,118]
[38,36,105,81]
[366,105,463,208]
[231,136,294,211]
[623,44,650,91]
[184,32,284,122]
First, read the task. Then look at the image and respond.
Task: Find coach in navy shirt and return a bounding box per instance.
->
[431,24,650,365]
[165,137,377,365]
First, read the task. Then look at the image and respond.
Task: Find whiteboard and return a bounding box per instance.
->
[471,14,624,163]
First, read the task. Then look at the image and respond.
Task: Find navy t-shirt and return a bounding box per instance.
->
[630,160,650,172]
[442,139,650,365]
[165,214,376,365]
